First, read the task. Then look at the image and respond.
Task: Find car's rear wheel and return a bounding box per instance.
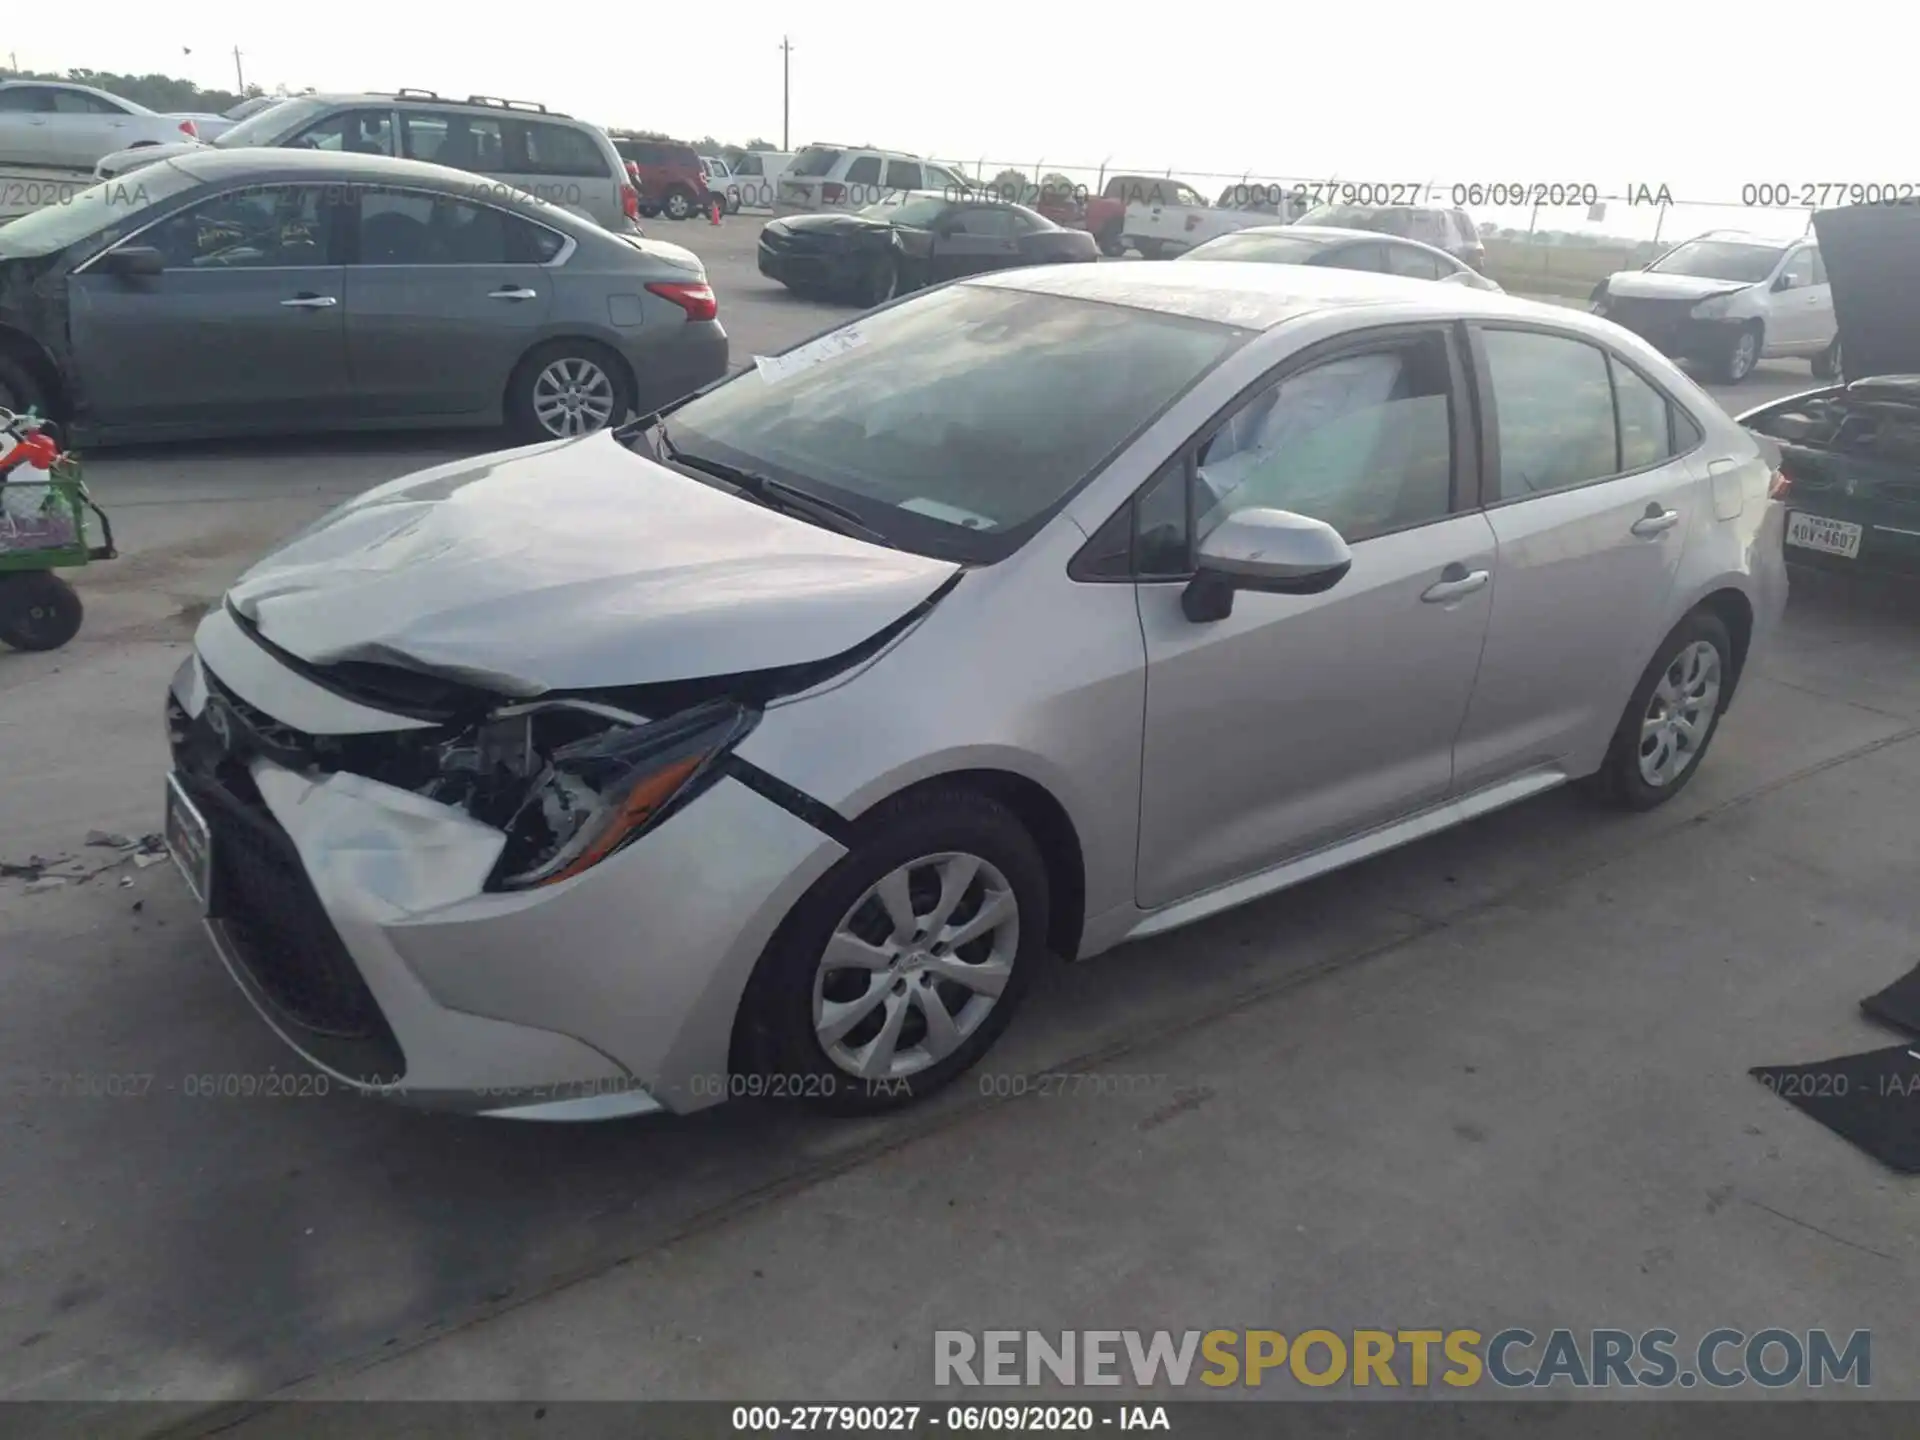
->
[505,340,633,442]
[663,186,697,221]
[1812,335,1842,380]
[1587,610,1732,811]
[0,572,84,652]
[737,788,1049,1114]
[1718,323,1762,383]
[0,351,48,418]
[860,251,899,307]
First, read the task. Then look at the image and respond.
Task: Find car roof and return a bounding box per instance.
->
[1212,225,1466,257]
[285,91,581,121]
[163,147,590,207]
[970,259,1580,330]
[1691,230,1793,246]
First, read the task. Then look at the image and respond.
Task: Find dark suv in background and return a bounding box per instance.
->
[612,136,711,221]
[1295,202,1487,271]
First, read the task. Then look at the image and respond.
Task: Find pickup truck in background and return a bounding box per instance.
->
[1122,181,1311,259]
[1075,175,1199,257]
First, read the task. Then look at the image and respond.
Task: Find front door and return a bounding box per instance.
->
[1135,325,1497,909]
[1450,325,1705,791]
[342,186,557,420]
[928,205,1024,283]
[1769,245,1825,352]
[68,183,353,433]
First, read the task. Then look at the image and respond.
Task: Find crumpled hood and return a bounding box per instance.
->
[97,140,203,175]
[1813,204,1920,382]
[226,432,960,696]
[1603,270,1750,302]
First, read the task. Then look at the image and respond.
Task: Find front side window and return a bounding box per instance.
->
[1481,329,1618,499]
[1778,247,1816,289]
[734,154,762,177]
[214,96,332,147]
[142,185,338,269]
[1809,247,1827,284]
[355,188,558,265]
[0,166,201,258]
[663,285,1247,561]
[859,193,949,228]
[289,108,395,156]
[1194,335,1456,544]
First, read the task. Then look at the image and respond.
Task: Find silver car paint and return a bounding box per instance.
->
[230,430,959,694]
[175,262,1788,1114]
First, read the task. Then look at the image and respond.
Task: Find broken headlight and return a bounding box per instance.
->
[422,698,758,892]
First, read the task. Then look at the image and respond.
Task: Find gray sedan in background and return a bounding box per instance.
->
[0,148,727,445]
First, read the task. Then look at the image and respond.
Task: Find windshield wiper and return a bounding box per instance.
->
[654,427,894,548]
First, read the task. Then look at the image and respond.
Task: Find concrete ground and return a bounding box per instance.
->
[2,218,1911,1428]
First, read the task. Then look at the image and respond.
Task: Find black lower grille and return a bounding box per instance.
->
[1603,295,1696,335]
[176,764,405,1080]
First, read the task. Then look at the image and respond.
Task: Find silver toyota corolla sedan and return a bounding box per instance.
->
[162,262,1789,1120]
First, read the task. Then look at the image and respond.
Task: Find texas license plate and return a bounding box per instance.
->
[1786,512,1863,558]
[164,772,213,911]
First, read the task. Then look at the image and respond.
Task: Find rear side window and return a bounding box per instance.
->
[886,160,923,190]
[1482,329,1618,499]
[1383,243,1445,279]
[53,89,126,115]
[408,113,506,171]
[845,155,883,185]
[356,189,565,265]
[789,146,843,177]
[1611,357,1673,471]
[0,87,51,113]
[522,122,609,177]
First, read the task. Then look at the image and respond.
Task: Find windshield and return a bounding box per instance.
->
[789,146,843,177]
[1298,204,1411,235]
[0,164,202,258]
[663,284,1246,562]
[858,194,948,227]
[1182,232,1329,264]
[214,95,328,148]
[1647,239,1784,283]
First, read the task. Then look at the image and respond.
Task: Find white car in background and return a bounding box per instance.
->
[0,80,201,168]
[775,144,972,216]
[1120,180,1280,259]
[1591,230,1838,384]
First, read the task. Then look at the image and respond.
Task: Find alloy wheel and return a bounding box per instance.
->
[1730,330,1759,380]
[812,852,1019,1081]
[530,357,616,437]
[1637,640,1722,787]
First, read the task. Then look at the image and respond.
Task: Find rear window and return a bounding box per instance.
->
[662,284,1247,563]
[789,146,844,177]
[521,121,609,178]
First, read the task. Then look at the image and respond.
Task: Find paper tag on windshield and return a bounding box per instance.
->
[754,327,866,384]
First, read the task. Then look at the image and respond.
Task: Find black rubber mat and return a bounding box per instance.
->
[1861,961,1920,1037]
[1752,1044,1920,1173]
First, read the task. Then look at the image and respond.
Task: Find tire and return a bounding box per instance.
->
[861,251,900,308]
[663,186,696,221]
[737,788,1051,1115]
[637,203,660,220]
[504,339,634,443]
[1812,335,1841,381]
[1716,323,1762,384]
[0,351,49,418]
[1135,240,1167,260]
[1096,222,1125,258]
[1586,610,1733,811]
[0,572,84,652]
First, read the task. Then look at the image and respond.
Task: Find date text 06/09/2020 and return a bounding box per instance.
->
[731,1405,1171,1433]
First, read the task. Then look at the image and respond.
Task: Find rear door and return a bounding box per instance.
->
[68,183,353,431]
[342,185,559,419]
[840,154,884,209]
[0,85,54,166]
[511,118,619,228]
[883,159,924,202]
[928,204,1025,281]
[1449,324,1707,791]
[48,88,136,168]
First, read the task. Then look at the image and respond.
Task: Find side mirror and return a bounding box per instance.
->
[1181,507,1353,623]
[1773,272,1797,292]
[102,245,164,278]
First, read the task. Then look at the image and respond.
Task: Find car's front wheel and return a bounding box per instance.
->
[1718,324,1762,383]
[738,788,1049,1114]
[1587,609,1733,810]
[505,340,633,442]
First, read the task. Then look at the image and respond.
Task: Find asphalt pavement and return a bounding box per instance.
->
[2,215,1916,1426]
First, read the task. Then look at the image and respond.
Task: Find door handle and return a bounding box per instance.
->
[1631,503,1681,538]
[489,286,538,301]
[280,294,337,308]
[1421,563,1490,603]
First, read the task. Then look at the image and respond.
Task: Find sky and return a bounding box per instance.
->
[14,1,1904,242]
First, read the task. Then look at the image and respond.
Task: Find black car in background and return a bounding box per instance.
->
[757,191,1098,306]
[1740,204,1920,580]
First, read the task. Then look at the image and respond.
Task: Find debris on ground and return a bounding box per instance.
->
[0,858,49,881]
[85,830,137,850]
[133,852,168,869]
[24,877,67,893]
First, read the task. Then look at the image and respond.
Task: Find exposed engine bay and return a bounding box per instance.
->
[1744,381,1920,506]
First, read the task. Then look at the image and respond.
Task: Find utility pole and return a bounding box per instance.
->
[779,35,792,152]
[233,46,245,93]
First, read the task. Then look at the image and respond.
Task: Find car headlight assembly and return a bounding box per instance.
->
[1690,291,1740,320]
[424,698,758,892]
